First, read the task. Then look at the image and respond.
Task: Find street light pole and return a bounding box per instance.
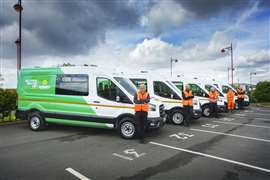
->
[13,0,23,78]
[221,43,234,85]
[230,43,234,85]
[227,67,230,84]
[250,72,256,91]
[170,57,178,77]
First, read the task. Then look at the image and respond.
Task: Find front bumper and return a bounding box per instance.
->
[147,116,166,129]
[15,110,27,120]
[244,101,250,106]
[192,109,202,119]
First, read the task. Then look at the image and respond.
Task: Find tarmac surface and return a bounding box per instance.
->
[0,106,269,180]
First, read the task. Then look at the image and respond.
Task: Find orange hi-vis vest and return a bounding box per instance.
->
[183,90,193,106]
[237,89,245,99]
[208,91,219,102]
[227,90,234,102]
[134,92,149,112]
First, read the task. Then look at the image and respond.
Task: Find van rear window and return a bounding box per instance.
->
[56,74,89,96]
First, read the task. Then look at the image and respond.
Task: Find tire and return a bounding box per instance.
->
[202,105,211,117]
[28,111,46,131]
[119,117,136,139]
[169,109,184,125]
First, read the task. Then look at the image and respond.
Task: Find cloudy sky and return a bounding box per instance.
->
[0,0,269,88]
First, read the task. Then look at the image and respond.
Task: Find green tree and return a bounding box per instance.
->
[253,81,270,102]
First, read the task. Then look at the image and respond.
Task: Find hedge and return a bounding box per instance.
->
[252,81,270,103]
[0,89,17,120]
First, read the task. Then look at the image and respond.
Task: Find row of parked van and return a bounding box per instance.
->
[16,66,249,139]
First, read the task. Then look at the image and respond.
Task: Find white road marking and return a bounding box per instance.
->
[234,113,246,117]
[149,142,270,173]
[213,121,270,129]
[242,112,270,116]
[190,128,270,143]
[123,149,146,158]
[220,117,235,121]
[202,124,219,128]
[169,132,194,140]
[65,167,90,180]
[255,117,270,121]
[230,115,270,122]
[112,153,134,161]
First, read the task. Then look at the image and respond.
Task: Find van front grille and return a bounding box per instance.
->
[159,104,166,117]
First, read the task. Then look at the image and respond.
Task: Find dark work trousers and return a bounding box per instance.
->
[184,105,193,126]
[238,98,244,110]
[135,111,148,140]
[210,102,218,118]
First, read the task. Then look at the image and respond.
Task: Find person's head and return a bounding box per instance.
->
[185,84,190,91]
[139,83,146,93]
[211,87,215,92]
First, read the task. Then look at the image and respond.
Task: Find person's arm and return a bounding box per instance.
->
[145,94,150,103]
[134,93,140,104]
[182,92,188,100]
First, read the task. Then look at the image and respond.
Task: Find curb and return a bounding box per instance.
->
[0,120,27,126]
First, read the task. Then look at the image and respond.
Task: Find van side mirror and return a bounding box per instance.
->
[116,96,120,102]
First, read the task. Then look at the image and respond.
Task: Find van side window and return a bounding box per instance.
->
[154,81,180,99]
[97,77,132,104]
[130,78,147,90]
[172,81,183,91]
[56,74,89,96]
[222,85,229,93]
[189,84,208,97]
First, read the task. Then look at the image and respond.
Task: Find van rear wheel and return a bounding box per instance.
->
[170,110,184,125]
[119,117,136,139]
[28,111,46,131]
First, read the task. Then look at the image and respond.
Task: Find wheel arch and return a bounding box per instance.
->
[115,113,135,129]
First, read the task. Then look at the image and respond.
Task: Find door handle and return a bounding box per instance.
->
[93,100,100,103]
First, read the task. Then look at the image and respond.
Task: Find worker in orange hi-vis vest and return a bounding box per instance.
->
[227,89,235,113]
[134,83,150,144]
[182,85,194,127]
[208,87,219,118]
[237,86,245,110]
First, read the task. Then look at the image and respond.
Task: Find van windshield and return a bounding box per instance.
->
[114,77,137,96]
[189,83,208,97]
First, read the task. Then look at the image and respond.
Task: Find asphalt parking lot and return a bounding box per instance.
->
[0,106,269,180]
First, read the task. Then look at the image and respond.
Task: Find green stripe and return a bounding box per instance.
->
[45,118,113,129]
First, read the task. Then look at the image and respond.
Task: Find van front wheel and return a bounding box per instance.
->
[170,110,184,125]
[202,105,211,117]
[28,112,46,131]
[119,117,136,139]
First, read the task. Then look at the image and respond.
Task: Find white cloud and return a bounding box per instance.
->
[141,0,189,35]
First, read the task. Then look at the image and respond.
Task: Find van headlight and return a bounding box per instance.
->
[149,103,156,111]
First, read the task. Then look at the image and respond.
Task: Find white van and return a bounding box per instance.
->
[127,74,202,125]
[169,79,213,117]
[203,83,227,112]
[16,67,165,139]
[214,83,250,107]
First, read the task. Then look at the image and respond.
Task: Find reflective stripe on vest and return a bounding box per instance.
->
[183,90,193,106]
[134,92,149,112]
